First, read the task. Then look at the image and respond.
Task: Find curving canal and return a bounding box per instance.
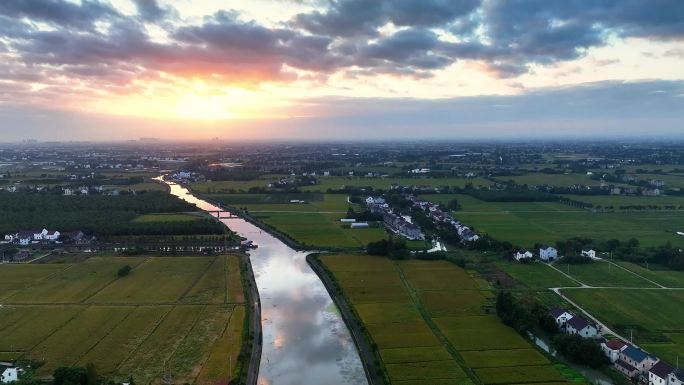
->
[164,180,368,385]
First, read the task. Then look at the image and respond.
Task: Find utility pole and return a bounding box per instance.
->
[163,360,172,385]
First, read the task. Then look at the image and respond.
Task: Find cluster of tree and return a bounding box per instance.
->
[551,334,607,369]
[617,242,684,271]
[551,187,610,196]
[496,292,607,369]
[555,236,640,256]
[557,196,594,209]
[345,207,382,222]
[614,205,683,211]
[0,192,225,237]
[465,189,557,202]
[53,364,100,385]
[496,291,558,335]
[366,237,410,260]
[117,265,132,277]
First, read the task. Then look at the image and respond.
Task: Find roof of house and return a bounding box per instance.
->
[616,359,638,373]
[672,369,684,381]
[549,308,570,318]
[540,245,556,251]
[567,316,591,331]
[650,361,674,379]
[604,339,627,351]
[622,345,649,363]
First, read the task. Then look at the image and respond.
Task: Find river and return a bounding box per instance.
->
[164,180,368,385]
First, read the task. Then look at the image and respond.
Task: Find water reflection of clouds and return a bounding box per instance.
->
[166,182,366,385]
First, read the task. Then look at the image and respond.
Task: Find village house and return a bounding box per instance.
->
[0,365,20,384]
[566,316,598,337]
[513,250,533,261]
[32,229,47,240]
[615,359,641,379]
[601,339,627,363]
[549,308,573,328]
[44,230,60,241]
[648,179,666,188]
[350,222,369,229]
[668,369,684,385]
[649,361,674,385]
[581,249,596,259]
[619,345,658,376]
[539,246,558,261]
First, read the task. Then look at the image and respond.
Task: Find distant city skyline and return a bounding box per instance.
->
[0,0,683,140]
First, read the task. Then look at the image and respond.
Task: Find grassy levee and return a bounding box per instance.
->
[0,254,252,384]
[320,254,574,385]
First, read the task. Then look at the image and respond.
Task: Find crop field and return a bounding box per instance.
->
[562,194,684,209]
[562,288,684,361]
[132,213,206,223]
[616,262,684,288]
[495,261,580,289]
[643,333,684,367]
[212,193,388,248]
[320,254,571,385]
[422,194,684,247]
[4,257,146,304]
[559,260,657,288]
[504,173,597,187]
[0,255,246,383]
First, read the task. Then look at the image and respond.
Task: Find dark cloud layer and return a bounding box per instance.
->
[0,0,682,92]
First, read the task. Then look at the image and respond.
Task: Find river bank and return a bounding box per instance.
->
[306,254,384,385]
[164,179,369,385]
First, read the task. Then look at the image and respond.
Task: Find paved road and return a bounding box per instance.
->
[546,257,683,347]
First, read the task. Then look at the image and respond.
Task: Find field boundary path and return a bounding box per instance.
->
[393,262,483,385]
[546,257,684,348]
[596,257,666,288]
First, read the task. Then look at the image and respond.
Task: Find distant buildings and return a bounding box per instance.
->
[366,196,425,241]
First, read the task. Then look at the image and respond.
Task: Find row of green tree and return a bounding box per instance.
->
[0,192,224,236]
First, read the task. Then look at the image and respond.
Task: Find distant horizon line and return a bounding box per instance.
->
[2,135,684,145]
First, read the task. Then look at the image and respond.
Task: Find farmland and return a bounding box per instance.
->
[320,254,573,385]
[561,287,684,365]
[421,194,684,247]
[561,194,684,209]
[0,255,247,384]
[209,193,390,248]
[560,260,657,288]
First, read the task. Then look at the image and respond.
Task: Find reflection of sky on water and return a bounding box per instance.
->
[166,182,367,385]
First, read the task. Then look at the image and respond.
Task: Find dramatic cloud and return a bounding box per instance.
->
[0,0,682,124]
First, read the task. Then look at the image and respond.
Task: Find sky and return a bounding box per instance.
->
[0,0,683,141]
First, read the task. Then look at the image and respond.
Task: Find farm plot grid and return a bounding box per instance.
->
[0,255,245,384]
[321,255,572,385]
